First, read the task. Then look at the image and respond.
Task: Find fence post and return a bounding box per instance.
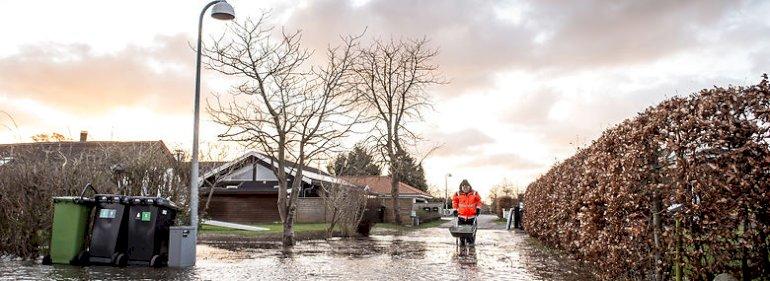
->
[503,208,513,230]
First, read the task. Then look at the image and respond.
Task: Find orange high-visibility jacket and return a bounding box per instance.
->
[452,190,482,218]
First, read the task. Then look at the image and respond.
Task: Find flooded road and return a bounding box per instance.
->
[1,217,595,280]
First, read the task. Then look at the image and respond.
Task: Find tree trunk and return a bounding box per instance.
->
[390,172,401,225]
[652,192,662,281]
[283,209,295,246]
[282,158,305,247]
[327,210,338,238]
[204,184,215,213]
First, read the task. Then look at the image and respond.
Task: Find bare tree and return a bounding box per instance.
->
[203,14,364,246]
[319,179,369,238]
[0,111,20,139]
[353,37,443,224]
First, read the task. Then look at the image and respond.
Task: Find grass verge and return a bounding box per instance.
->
[200,222,334,237]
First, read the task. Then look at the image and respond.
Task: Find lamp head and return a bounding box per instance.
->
[211,1,235,20]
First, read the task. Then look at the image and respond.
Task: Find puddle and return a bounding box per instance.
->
[0,228,595,280]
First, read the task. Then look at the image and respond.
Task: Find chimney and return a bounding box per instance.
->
[80,131,88,142]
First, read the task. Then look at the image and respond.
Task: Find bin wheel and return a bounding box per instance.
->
[71,251,90,266]
[42,255,52,265]
[150,254,166,268]
[112,253,127,267]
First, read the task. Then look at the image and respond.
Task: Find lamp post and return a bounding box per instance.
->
[444,173,452,210]
[190,0,234,239]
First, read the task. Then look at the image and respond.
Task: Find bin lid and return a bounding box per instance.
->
[128,196,180,210]
[52,196,95,204]
[94,194,128,204]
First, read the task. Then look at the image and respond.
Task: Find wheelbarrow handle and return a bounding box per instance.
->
[79,182,99,199]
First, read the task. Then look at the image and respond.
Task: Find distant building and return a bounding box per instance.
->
[0,133,178,196]
[0,135,174,165]
[341,176,435,223]
[199,151,351,224]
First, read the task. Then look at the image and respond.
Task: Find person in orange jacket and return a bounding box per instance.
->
[452,179,482,245]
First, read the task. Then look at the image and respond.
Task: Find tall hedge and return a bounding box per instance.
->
[524,77,770,280]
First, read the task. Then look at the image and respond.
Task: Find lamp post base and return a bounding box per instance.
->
[168,226,197,268]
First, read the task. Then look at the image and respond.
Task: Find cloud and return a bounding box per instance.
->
[282,0,537,96]
[502,72,755,152]
[505,88,561,125]
[530,0,735,68]
[279,0,746,98]
[465,153,541,170]
[428,128,495,157]
[0,34,195,115]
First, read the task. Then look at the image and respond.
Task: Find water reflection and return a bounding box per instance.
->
[453,246,477,267]
[1,228,595,281]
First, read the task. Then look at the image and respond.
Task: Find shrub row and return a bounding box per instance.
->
[524,77,770,280]
[0,143,189,258]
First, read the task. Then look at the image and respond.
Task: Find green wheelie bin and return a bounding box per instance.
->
[42,184,97,265]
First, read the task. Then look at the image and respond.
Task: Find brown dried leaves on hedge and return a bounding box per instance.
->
[524,76,770,280]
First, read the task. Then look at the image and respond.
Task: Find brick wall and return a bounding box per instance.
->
[295,197,328,223]
[379,197,417,224]
[204,194,280,224]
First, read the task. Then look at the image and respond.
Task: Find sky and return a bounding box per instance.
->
[1,0,769,200]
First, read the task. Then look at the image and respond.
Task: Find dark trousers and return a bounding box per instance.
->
[458,217,476,244]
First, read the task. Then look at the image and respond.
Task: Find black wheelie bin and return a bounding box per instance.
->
[87,194,131,266]
[125,196,179,267]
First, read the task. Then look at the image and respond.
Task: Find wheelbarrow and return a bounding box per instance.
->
[449,216,477,247]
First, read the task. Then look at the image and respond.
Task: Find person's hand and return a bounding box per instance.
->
[452,210,458,216]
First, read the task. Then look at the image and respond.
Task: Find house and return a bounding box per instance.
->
[341,176,439,223]
[0,132,175,164]
[199,151,352,224]
[0,132,178,196]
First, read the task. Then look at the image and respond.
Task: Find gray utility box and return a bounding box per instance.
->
[168,226,197,267]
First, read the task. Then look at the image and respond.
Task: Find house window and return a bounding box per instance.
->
[224,164,278,181]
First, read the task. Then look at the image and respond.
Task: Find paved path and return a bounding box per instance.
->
[440,214,506,229]
[202,219,268,231]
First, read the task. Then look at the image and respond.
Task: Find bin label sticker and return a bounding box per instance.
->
[140,211,151,221]
[99,209,116,219]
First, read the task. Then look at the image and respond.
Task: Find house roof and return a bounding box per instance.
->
[0,140,175,162]
[199,161,228,175]
[201,151,346,186]
[340,176,433,198]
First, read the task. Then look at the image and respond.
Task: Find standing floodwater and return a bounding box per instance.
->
[1,217,595,280]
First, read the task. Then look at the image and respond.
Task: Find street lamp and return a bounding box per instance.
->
[190,0,234,248]
[444,173,452,210]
